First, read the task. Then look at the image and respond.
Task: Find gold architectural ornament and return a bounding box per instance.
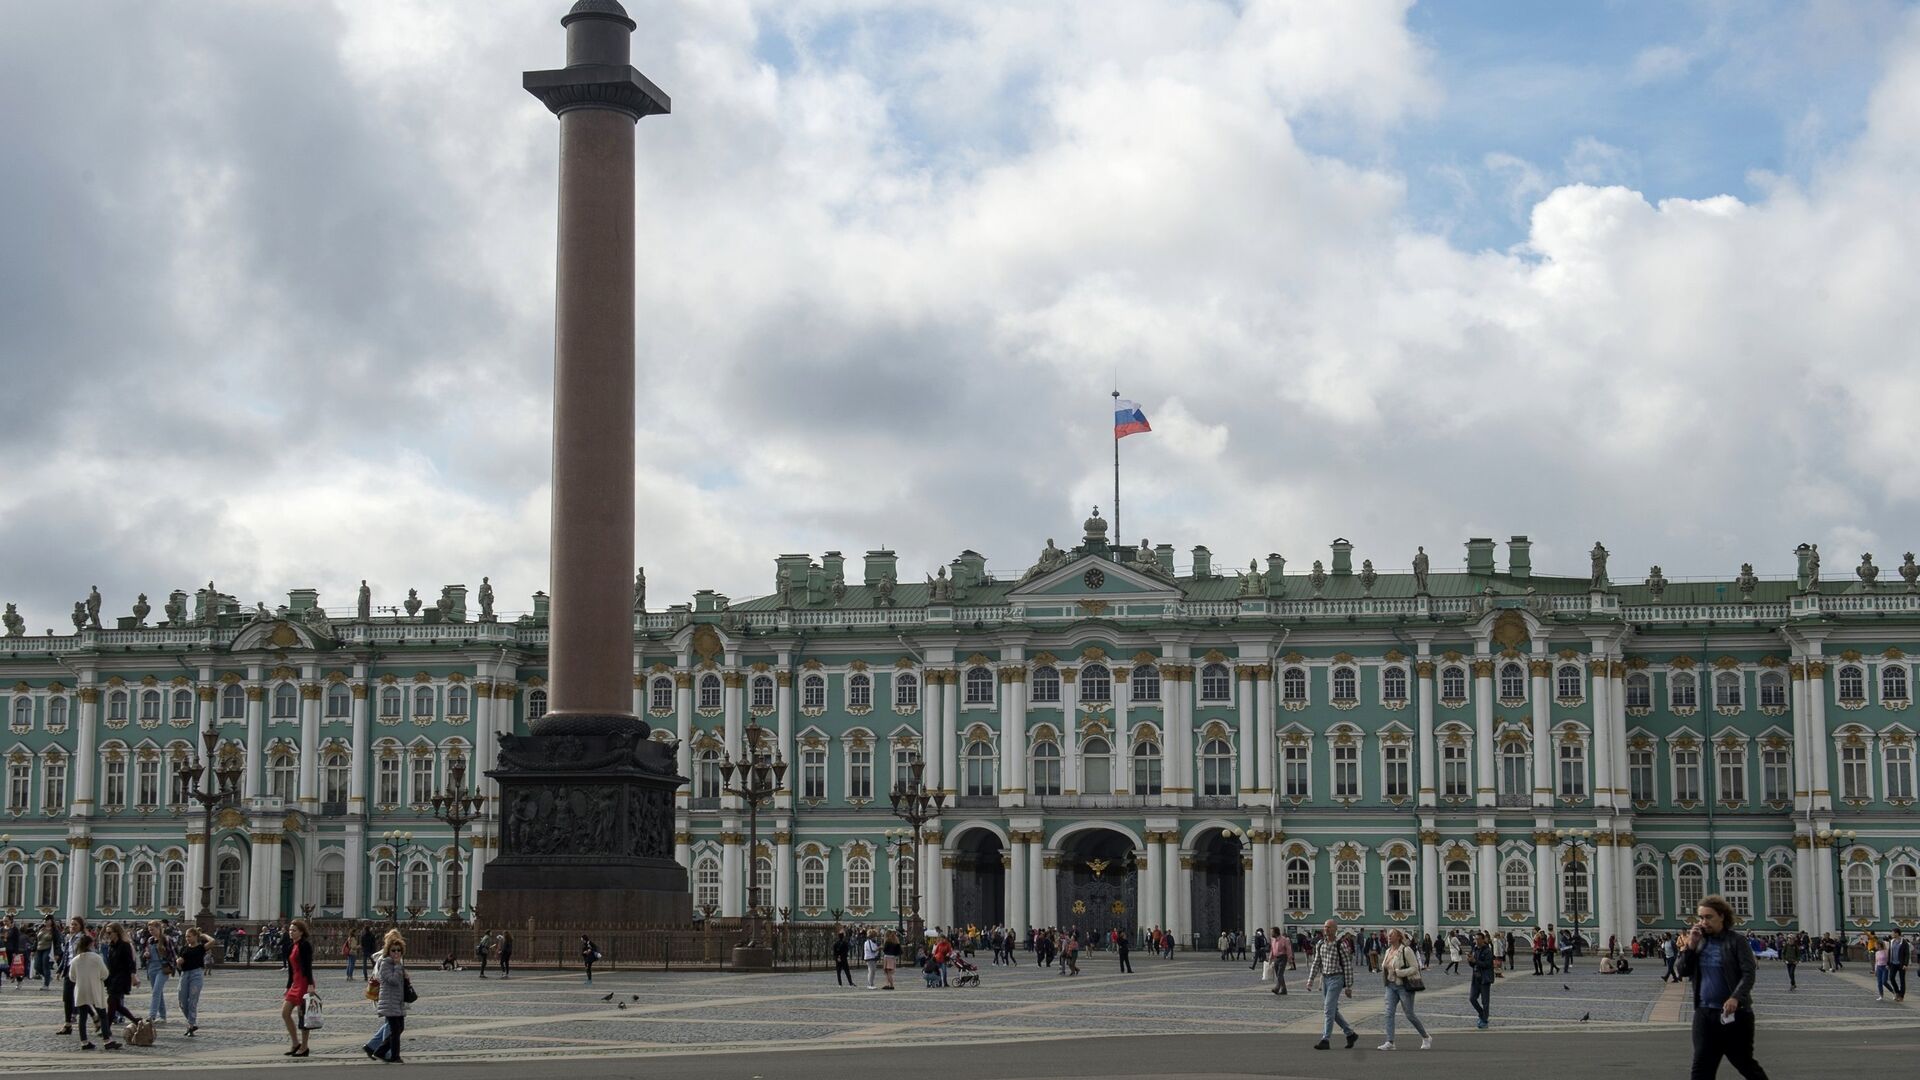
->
[1491,610,1528,649]
[1418,829,1441,845]
[270,665,298,681]
[196,686,217,701]
[105,676,127,688]
[299,683,323,700]
[722,672,746,688]
[1473,830,1500,846]
[688,623,725,664]
[1807,661,1827,678]
[1529,659,1553,677]
[77,688,100,704]
[1471,660,1494,678]
[244,686,264,702]
[1415,661,1435,678]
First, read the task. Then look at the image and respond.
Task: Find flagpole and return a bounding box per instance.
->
[1111,389,1121,547]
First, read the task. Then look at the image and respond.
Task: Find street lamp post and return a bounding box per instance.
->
[1556,828,1593,969]
[1818,828,1859,943]
[430,759,485,925]
[719,717,784,970]
[884,828,913,936]
[183,726,245,931]
[889,753,944,948]
[381,830,414,926]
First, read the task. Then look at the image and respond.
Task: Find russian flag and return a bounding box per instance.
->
[1114,399,1151,439]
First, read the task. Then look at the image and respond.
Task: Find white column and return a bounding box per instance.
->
[1530,658,1552,808]
[775,829,794,919]
[1255,669,1275,803]
[1478,834,1500,935]
[722,671,744,809]
[73,681,99,817]
[1590,656,1613,810]
[720,832,743,917]
[1808,658,1833,812]
[185,828,206,918]
[1416,656,1436,808]
[1174,852,1194,943]
[1816,842,1837,935]
[1063,699,1081,795]
[1536,833,1556,932]
[1007,834,1029,930]
[1163,834,1183,944]
[673,823,691,871]
[1040,852,1058,928]
[472,669,494,805]
[1419,831,1440,941]
[1250,831,1271,931]
[1610,663,1630,808]
[298,667,320,811]
[1173,667,1195,807]
[630,664,645,717]
[1615,839,1635,941]
[1236,668,1256,793]
[919,830,940,928]
[349,678,370,810]
[1114,669,1131,770]
[244,667,264,799]
[1791,659,1811,813]
[1001,667,1027,806]
[1793,836,1812,934]
[1027,840,1044,929]
[67,844,92,915]
[918,670,939,803]
[1142,833,1163,931]
[1595,838,1616,951]
[674,665,693,802]
[1474,659,1495,808]
[776,668,794,808]
[940,675,959,794]
[344,827,365,919]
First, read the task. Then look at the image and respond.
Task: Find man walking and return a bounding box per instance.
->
[1117,929,1133,974]
[1544,924,1560,974]
[1676,894,1771,1080]
[1304,919,1359,1051]
[1887,929,1908,1003]
[1468,930,1496,1030]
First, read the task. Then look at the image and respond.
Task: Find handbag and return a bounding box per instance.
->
[402,977,418,1004]
[301,990,325,1030]
[1396,948,1425,992]
[365,979,380,1002]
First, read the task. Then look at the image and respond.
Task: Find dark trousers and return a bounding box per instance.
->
[1469,975,1491,1022]
[1666,955,1679,981]
[63,976,76,1021]
[1888,965,1907,997]
[371,1013,406,1062]
[500,953,512,977]
[1784,961,1795,989]
[1691,1008,1769,1080]
[1533,951,1543,975]
[834,958,853,985]
[77,1006,107,1043]
[1118,950,1132,973]
[107,991,137,1026]
[477,953,489,976]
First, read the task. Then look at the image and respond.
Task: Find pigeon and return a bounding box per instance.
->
[601,992,615,1001]
[1562,985,1571,992]
[617,1002,627,1010]
[1581,1013,1590,1022]
[631,995,640,1001]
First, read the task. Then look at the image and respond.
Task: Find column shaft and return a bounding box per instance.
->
[1530,662,1552,808]
[1419,838,1440,940]
[1416,659,1436,808]
[1474,662,1495,808]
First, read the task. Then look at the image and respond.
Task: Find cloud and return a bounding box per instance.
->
[1630,43,1696,85]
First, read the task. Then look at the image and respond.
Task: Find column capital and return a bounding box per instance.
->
[1474,830,1500,846]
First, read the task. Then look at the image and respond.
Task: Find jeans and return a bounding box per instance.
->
[1889,964,1907,997]
[1878,966,1890,993]
[1469,973,1492,1023]
[866,959,878,987]
[37,949,52,988]
[346,952,359,979]
[1384,983,1428,1043]
[177,968,203,1027]
[77,1006,107,1044]
[368,1014,406,1062]
[1690,1008,1770,1080]
[147,964,170,1020]
[1319,975,1355,1041]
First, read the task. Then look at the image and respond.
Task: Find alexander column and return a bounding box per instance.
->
[479,0,688,927]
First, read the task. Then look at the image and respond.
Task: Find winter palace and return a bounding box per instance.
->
[2,512,1917,948]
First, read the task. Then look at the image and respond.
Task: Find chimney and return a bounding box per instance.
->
[287,588,319,613]
[1508,536,1532,581]
[1330,538,1353,576]
[1155,543,1177,577]
[1191,545,1212,578]
[863,549,898,586]
[1265,553,1287,597]
[531,591,550,621]
[821,551,845,588]
[805,564,825,605]
[439,584,468,622]
[1466,537,1496,575]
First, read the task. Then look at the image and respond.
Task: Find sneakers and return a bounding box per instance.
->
[1345,1032,1359,1048]
[1476,1019,1489,1029]
[1377,1042,1396,1051]
[81,1042,97,1051]
[1420,1036,1433,1049]
[1313,1040,1330,1050]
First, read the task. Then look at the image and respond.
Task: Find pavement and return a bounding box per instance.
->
[0,951,1911,1076]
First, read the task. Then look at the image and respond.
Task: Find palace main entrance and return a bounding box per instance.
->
[1189,827,1245,945]
[950,828,1005,929]
[1055,828,1137,940]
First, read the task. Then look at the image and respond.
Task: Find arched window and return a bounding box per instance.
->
[99,861,123,911]
[1030,666,1060,704]
[1889,863,1919,920]
[1677,863,1705,914]
[134,860,159,909]
[3,862,25,909]
[141,690,162,721]
[892,672,918,710]
[48,696,68,729]
[1445,859,1473,915]
[1131,665,1161,703]
[698,674,722,710]
[1130,739,1162,795]
[1556,665,1583,700]
[1499,663,1525,700]
[447,685,469,716]
[220,683,245,719]
[1499,739,1529,799]
[406,860,432,910]
[1285,856,1312,910]
[1440,667,1467,702]
[411,687,434,718]
[323,751,350,804]
[1721,863,1750,920]
[268,750,297,801]
[325,682,351,717]
[696,748,722,800]
[963,739,996,797]
[1845,862,1876,920]
[108,691,129,721]
[1625,672,1651,709]
[795,855,825,910]
[1200,663,1231,702]
[1767,863,1795,920]
[752,675,776,711]
[163,861,186,910]
[1758,671,1786,709]
[1385,857,1413,914]
[964,667,993,705]
[172,689,194,720]
[379,686,403,719]
[273,683,298,719]
[847,673,872,709]
[692,855,720,910]
[1837,665,1866,703]
[1079,664,1111,704]
[1670,671,1698,709]
[1501,858,1533,915]
[1029,741,1061,797]
[527,688,547,720]
[1082,736,1113,795]
[1635,864,1661,919]
[1714,672,1743,709]
[649,677,673,712]
[1330,667,1357,703]
[1282,668,1307,703]
[847,739,873,799]
[217,854,243,910]
[1884,666,1910,704]
[846,856,873,910]
[753,856,774,911]
[802,674,826,710]
[1333,858,1363,912]
[1382,666,1407,703]
[1200,737,1234,796]
[372,859,397,912]
[38,861,60,909]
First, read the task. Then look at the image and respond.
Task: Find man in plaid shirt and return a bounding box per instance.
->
[1303,918,1359,1050]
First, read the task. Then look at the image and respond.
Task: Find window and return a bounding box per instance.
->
[171,689,193,720]
[410,754,434,804]
[7,761,29,811]
[1502,858,1533,915]
[1890,864,1919,920]
[967,734,998,795]
[1331,666,1357,702]
[274,683,298,719]
[1029,666,1060,704]
[1383,743,1410,799]
[1385,858,1413,914]
[380,687,401,719]
[893,746,915,788]
[220,684,245,719]
[447,685,468,716]
[698,748,724,800]
[1282,668,1307,704]
[1282,743,1309,798]
[372,860,396,912]
[1028,740,1063,796]
[323,752,350,803]
[1441,666,1467,702]
[751,675,775,711]
[1626,672,1651,709]
[102,755,127,810]
[11,696,32,731]
[377,755,402,805]
[527,688,547,720]
[848,742,874,799]
[1677,864,1705,914]
[1767,864,1795,920]
[42,758,65,812]
[3,863,25,909]
[1285,857,1312,911]
[1500,741,1529,800]
[1331,741,1359,799]
[1714,672,1743,710]
[803,675,826,710]
[217,854,245,910]
[1564,859,1590,921]
[1441,743,1469,798]
[1558,741,1586,798]
[698,675,722,711]
[1721,863,1750,920]
[1759,672,1786,709]
[1885,665,1910,704]
[1670,672,1698,709]
[1717,745,1746,803]
[1499,663,1525,700]
[650,678,673,712]
[1673,747,1702,802]
[325,683,350,718]
[848,673,872,709]
[412,687,434,718]
[964,667,993,705]
[1840,742,1870,800]
[1079,664,1110,704]
[1382,666,1407,703]
[1762,746,1791,803]
[1446,860,1473,915]
[892,673,918,710]
[406,859,432,908]
[1837,664,1865,703]
[1887,743,1915,801]
[1200,663,1231,702]
[1131,665,1161,703]
[134,754,160,808]
[800,856,827,909]
[269,752,297,801]
[100,861,122,910]
[1557,665,1582,700]
[38,862,60,909]
[108,691,128,722]
[319,863,343,909]
[1629,746,1655,803]
[1131,740,1162,795]
[1334,858,1362,912]
[1083,736,1113,795]
[801,746,827,800]
[753,856,774,910]
[846,855,873,909]
[131,862,155,911]
[1636,865,1660,920]
[1846,862,1875,920]
[141,690,162,721]
[694,856,720,909]
[48,696,68,730]
[1202,738,1235,797]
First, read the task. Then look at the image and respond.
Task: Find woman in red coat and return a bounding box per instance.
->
[281,918,315,1057]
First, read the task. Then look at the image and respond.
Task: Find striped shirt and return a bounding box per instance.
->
[1306,936,1352,984]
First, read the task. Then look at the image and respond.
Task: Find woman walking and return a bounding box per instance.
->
[1378,929,1432,1051]
[102,924,139,1029]
[580,935,600,984]
[365,932,410,1063]
[882,930,901,989]
[68,934,116,1051]
[176,926,207,1036]
[143,919,176,1024]
[1445,932,1462,975]
[281,917,314,1057]
[498,931,514,980]
[57,916,86,1034]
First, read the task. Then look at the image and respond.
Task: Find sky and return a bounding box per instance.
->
[3,0,1920,629]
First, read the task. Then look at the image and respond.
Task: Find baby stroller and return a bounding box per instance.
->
[951,954,982,988]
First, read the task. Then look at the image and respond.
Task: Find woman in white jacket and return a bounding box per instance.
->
[1378,929,1432,1052]
[67,934,116,1052]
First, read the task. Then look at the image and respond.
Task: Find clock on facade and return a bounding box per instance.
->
[1083,568,1106,589]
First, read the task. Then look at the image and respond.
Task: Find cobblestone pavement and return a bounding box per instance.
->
[0,952,1910,1072]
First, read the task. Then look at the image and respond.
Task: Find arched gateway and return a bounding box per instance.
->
[1055,827,1136,939]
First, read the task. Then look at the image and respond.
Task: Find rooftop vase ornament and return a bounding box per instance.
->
[404,590,422,617]
[1359,559,1378,597]
[131,593,150,628]
[164,591,187,625]
[1309,560,1327,596]
[1,603,23,637]
[1645,566,1668,601]
[1736,563,1758,600]
[1858,553,1879,586]
[1903,553,1919,591]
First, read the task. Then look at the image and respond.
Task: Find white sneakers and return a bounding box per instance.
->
[1378,1042,1396,1051]
[1421,1037,1433,1050]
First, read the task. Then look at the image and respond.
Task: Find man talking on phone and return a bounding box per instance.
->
[1675,894,1770,1080]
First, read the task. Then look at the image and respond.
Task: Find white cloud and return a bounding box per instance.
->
[1630,43,1696,85]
